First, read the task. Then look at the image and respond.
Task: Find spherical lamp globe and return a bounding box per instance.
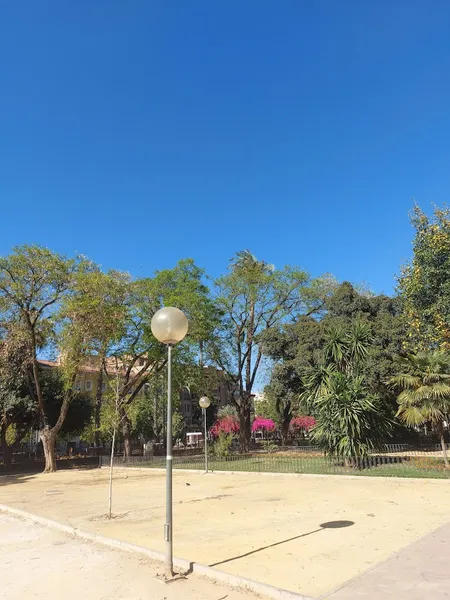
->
[199,396,211,409]
[151,307,188,345]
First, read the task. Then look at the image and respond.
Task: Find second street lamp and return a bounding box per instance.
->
[199,396,211,473]
[151,306,188,578]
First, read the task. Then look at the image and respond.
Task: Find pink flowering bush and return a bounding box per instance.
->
[290,416,316,432]
[252,416,276,433]
[210,415,240,438]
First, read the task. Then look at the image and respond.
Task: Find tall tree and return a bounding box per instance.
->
[0,326,36,466]
[108,259,217,457]
[261,283,405,422]
[397,204,450,351]
[210,250,333,451]
[0,245,91,472]
[390,351,450,467]
[61,268,129,449]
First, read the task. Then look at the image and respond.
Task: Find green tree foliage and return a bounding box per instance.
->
[311,373,391,459]
[262,282,406,423]
[0,332,91,465]
[397,204,450,351]
[263,373,298,444]
[82,259,213,457]
[0,326,35,465]
[61,269,129,448]
[302,323,392,459]
[40,372,92,436]
[213,432,234,457]
[253,393,278,424]
[0,245,93,471]
[390,351,450,467]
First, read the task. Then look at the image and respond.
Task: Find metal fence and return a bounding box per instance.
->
[101,443,450,479]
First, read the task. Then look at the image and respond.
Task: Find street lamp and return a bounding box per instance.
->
[199,396,211,473]
[151,307,188,577]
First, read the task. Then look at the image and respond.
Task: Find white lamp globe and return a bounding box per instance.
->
[199,396,211,409]
[151,307,189,345]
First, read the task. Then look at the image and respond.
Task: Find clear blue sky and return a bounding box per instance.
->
[1,1,450,294]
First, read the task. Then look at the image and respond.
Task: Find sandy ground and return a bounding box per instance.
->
[0,512,262,600]
[1,468,450,598]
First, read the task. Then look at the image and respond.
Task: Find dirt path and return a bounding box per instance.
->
[2,468,450,597]
[0,513,263,600]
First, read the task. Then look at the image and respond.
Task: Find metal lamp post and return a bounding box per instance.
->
[151,307,188,577]
[199,396,211,473]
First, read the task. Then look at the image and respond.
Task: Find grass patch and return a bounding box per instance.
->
[126,453,450,479]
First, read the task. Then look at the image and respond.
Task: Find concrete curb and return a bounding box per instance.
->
[0,503,315,600]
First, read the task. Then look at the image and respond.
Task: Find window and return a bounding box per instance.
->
[102,382,107,392]
[186,404,190,414]
[85,380,92,391]
[74,380,83,391]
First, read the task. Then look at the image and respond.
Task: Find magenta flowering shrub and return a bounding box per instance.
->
[252,416,276,433]
[210,415,240,438]
[290,416,316,432]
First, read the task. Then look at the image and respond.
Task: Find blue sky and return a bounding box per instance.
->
[1,1,450,294]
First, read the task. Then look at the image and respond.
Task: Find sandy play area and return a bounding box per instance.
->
[1,468,449,598]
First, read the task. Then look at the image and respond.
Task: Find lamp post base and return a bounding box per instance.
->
[156,570,188,583]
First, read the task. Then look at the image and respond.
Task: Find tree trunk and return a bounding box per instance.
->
[108,427,116,519]
[1,427,10,466]
[281,420,290,446]
[438,423,449,468]
[238,401,251,453]
[4,446,13,467]
[94,366,104,450]
[121,411,132,459]
[2,442,13,467]
[40,428,57,473]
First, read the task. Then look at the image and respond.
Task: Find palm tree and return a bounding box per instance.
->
[230,249,274,279]
[302,322,391,460]
[311,372,392,459]
[390,351,450,468]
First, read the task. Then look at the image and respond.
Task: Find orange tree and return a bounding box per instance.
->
[398,204,450,351]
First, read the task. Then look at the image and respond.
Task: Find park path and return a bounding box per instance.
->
[0,513,264,600]
[324,522,450,599]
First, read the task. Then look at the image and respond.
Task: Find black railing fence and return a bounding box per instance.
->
[100,443,450,479]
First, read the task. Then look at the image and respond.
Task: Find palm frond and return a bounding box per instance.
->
[396,404,427,426]
[389,374,421,390]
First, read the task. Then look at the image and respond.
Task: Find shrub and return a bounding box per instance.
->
[252,416,276,432]
[213,432,234,457]
[210,415,239,437]
[290,416,316,433]
[260,439,278,453]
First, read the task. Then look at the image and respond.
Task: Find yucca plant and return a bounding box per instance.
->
[390,351,450,468]
[323,322,371,375]
[302,322,391,460]
[310,372,391,460]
